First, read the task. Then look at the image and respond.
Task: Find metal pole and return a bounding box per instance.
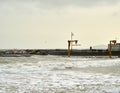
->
[71,32,73,50]
[68,41,70,57]
[109,41,112,58]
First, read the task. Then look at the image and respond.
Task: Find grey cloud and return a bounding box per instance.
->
[37,0,120,8]
[0,0,39,14]
[0,0,120,15]
[0,0,119,18]
[38,0,120,6]
[0,0,120,9]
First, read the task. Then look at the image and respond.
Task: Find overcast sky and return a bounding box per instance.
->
[0,0,120,49]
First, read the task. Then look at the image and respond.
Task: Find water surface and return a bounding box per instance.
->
[0,55,120,93]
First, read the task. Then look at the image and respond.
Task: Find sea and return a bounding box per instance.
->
[0,55,120,93]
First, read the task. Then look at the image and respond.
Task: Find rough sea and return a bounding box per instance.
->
[0,55,120,93]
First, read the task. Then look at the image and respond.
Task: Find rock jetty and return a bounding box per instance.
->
[0,49,120,57]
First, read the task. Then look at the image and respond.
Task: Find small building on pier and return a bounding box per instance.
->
[108,43,120,51]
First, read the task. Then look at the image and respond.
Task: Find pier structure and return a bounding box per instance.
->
[68,40,80,57]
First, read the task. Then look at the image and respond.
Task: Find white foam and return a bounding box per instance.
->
[0,56,120,93]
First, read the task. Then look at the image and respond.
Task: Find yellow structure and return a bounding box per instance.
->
[68,40,80,57]
[109,40,116,58]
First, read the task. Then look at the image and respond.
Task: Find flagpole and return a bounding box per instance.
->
[71,32,73,50]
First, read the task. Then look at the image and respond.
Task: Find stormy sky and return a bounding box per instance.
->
[0,0,120,49]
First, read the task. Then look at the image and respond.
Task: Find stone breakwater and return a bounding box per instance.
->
[0,49,120,57]
[0,49,49,57]
[0,49,67,57]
